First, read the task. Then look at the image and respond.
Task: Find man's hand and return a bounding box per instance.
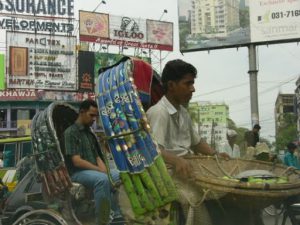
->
[174,157,193,178]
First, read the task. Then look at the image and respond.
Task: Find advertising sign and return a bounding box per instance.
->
[249,0,300,43]
[0,89,37,100]
[147,20,173,51]
[78,51,95,92]
[0,0,74,16]
[0,54,4,90]
[0,17,74,33]
[7,32,77,90]
[79,11,109,42]
[79,11,174,51]
[178,0,300,52]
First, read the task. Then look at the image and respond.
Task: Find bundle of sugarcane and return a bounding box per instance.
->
[96,57,178,216]
[31,103,74,196]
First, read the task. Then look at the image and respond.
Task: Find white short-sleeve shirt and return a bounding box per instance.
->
[146,96,201,156]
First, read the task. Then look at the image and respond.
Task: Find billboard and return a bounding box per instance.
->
[178,0,300,52]
[79,11,173,51]
[6,32,77,90]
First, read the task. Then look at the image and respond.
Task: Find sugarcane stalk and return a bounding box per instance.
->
[131,173,156,211]
[139,169,163,207]
[154,155,178,200]
[120,172,146,215]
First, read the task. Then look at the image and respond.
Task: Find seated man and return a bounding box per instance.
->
[146,59,228,225]
[64,99,122,225]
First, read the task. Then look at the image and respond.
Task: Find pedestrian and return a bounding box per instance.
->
[284,142,300,169]
[244,124,261,147]
[64,99,123,225]
[146,59,229,225]
[217,129,240,158]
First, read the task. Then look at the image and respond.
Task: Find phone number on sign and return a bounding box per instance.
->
[271,10,300,19]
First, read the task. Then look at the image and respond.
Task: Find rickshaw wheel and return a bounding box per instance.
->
[12,209,68,225]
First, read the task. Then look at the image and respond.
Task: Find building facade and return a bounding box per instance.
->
[191,0,240,38]
[274,93,295,136]
[189,101,229,148]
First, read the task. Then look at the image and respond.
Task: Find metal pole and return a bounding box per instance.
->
[248,44,259,126]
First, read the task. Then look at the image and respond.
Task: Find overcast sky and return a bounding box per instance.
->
[1,0,300,141]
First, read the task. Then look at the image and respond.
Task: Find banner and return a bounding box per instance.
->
[178,0,300,52]
[0,54,4,90]
[78,51,95,92]
[147,20,173,51]
[79,11,174,51]
[249,0,300,43]
[7,32,77,90]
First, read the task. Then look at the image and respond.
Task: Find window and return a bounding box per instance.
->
[0,109,7,128]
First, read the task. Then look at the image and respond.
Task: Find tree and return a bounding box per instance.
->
[275,113,297,151]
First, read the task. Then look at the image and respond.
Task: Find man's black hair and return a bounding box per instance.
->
[79,99,98,112]
[253,124,261,130]
[287,142,297,151]
[161,59,197,92]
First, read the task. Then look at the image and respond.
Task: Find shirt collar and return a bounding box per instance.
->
[161,96,178,115]
[75,122,88,131]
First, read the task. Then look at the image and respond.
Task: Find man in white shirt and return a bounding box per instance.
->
[146,59,228,225]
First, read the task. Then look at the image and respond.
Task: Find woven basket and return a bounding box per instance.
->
[184,155,300,209]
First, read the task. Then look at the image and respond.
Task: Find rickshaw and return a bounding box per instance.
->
[1,57,300,225]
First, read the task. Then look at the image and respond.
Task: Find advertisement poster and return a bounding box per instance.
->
[178,0,300,52]
[9,47,28,76]
[79,11,109,42]
[78,51,95,92]
[249,0,300,42]
[147,20,173,51]
[79,11,174,51]
[6,32,77,90]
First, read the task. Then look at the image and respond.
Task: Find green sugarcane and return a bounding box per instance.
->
[147,164,168,200]
[139,169,163,207]
[131,173,156,211]
[120,172,146,215]
[154,155,178,201]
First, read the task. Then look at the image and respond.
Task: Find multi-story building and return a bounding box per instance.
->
[274,93,295,136]
[188,101,229,148]
[191,0,240,38]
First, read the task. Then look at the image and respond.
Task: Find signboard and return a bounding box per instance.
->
[0,89,37,100]
[0,54,4,90]
[0,16,74,33]
[7,32,77,90]
[0,0,74,16]
[79,11,173,51]
[178,0,300,52]
[249,0,300,43]
[78,51,95,92]
[0,89,94,101]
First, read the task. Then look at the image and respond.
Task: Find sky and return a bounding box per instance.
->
[1,0,300,141]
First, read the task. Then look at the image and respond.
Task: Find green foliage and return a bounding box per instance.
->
[276,114,297,151]
[179,21,191,50]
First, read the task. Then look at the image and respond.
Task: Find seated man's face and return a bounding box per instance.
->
[81,106,98,127]
[171,73,195,105]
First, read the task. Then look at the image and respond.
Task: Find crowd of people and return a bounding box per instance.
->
[63,59,299,225]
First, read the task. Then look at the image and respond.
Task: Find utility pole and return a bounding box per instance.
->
[248,44,259,126]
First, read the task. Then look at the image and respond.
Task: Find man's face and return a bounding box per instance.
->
[169,73,195,105]
[81,106,98,126]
